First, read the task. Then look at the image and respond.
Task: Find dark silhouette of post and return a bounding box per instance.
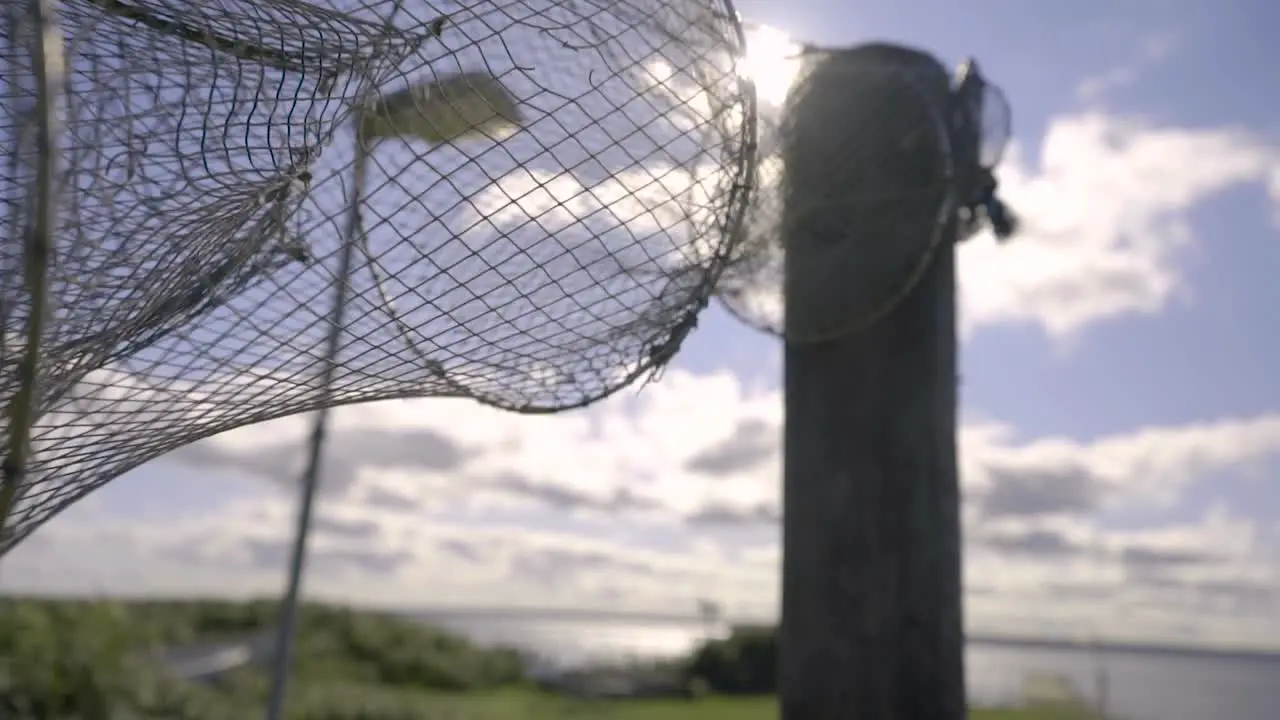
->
[779,44,968,720]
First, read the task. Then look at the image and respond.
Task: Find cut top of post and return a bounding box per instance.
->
[778,43,956,341]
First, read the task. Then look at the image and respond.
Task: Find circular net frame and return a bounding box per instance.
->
[0,0,756,554]
[716,42,957,342]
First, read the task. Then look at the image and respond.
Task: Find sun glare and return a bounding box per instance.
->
[741,23,803,107]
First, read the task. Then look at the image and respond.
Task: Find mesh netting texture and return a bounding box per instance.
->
[0,0,756,553]
[716,43,958,342]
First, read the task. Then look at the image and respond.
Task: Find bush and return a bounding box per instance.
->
[0,597,529,718]
[683,624,778,695]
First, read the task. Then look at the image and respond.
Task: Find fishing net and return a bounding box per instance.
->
[717,37,1012,341]
[0,0,756,553]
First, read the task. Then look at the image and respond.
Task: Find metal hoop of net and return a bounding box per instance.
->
[0,0,757,555]
[717,37,1009,342]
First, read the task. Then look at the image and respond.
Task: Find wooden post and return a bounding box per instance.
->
[779,44,967,720]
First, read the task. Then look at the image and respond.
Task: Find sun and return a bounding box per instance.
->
[740,23,803,108]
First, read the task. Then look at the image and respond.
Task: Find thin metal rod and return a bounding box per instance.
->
[263,134,367,720]
[266,6,405,712]
[0,0,64,548]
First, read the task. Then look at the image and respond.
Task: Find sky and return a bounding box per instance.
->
[4,0,1280,651]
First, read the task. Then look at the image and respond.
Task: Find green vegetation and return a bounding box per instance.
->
[0,597,1100,719]
[685,623,778,694]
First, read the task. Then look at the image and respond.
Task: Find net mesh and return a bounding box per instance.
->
[0,0,756,553]
[716,42,957,341]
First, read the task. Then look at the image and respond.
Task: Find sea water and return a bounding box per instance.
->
[422,612,1280,720]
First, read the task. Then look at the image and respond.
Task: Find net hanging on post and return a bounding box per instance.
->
[716,25,1014,342]
[0,0,758,555]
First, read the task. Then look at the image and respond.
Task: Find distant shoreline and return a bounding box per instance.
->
[968,633,1280,663]
[9,593,1277,662]
[407,605,1280,662]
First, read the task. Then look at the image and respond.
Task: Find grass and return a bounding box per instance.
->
[265,687,1100,719]
[563,696,1097,719]
[248,688,1097,719]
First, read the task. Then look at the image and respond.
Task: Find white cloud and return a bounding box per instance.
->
[1075,32,1180,102]
[718,108,1280,340]
[966,506,1280,646]
[959,113,1280,337]
[963,415,1280,516]
[5,368,1279,650]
